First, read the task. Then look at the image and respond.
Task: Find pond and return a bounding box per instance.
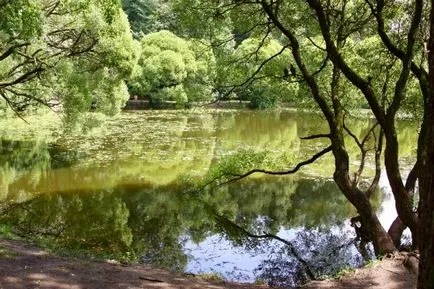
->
[0,109,418,287]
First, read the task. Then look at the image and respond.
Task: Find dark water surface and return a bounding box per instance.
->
[0,110,417,286]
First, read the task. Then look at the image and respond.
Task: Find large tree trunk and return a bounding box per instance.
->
[384,133,419,248]
[417,2,434,287]
[306,0,420,249]
[388,217,406,248]
[261,0,398,256]
[337,185,397,254]
[333,145,397,254]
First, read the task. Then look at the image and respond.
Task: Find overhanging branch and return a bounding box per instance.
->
[212,145,332,188]
[0,91,29,123]
[218,43,290,99]
[300,133,331,140]
[0,42,30,61]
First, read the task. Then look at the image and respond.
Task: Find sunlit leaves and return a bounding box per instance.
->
[170,0,233,41]
[52,2,139,123]
[0,0,43,42]
[0,0,138,124]
[131,30,216,106]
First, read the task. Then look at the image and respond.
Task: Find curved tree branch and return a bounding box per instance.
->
[214,145,332,188]
[300,133,331,140]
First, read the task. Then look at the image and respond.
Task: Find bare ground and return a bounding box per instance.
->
[0,239,418,289]
[301,252,418,289]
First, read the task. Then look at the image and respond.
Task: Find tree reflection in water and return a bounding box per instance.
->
[211,212,365,287]
[0,110,417,287]
[253,230,364,287]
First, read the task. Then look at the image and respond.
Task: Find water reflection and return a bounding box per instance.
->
[0,140,51,203]
[0,110,419,286]
[1,175,361,283]
[253,229,363,287]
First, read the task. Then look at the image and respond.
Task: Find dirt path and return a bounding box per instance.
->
[0,239,272,289]
[301,252,418,289]
[0,239,418,289]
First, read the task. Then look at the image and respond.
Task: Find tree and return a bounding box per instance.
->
[130,30,216,107]
[227,37,298,108]
[0,0,139,123]
[418,5,434,287]
[172,0,433,286]
[121,0,158,37]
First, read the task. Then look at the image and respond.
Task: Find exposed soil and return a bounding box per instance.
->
[301,252,418,289]
[0,239,418,289]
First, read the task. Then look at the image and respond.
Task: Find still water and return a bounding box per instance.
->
[0,110,417,286]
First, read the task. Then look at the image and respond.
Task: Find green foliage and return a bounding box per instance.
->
[0,224,18,240]
[207,149,269,179]
[169,0,234,41]
[121,0,158,37]
[0,0,139,124]
[130,30,215,107]
[163,0,426,116]
[157,0,237,102]
[228,38,298,108]
[0,0,43,41]
[51,3,139,124]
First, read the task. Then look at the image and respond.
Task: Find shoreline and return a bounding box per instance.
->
[0,238,418,289]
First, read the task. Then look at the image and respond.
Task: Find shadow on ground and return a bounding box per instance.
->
[0,239,272,289]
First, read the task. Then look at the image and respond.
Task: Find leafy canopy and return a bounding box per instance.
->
[130,30,216,107]
[0,0,139,124]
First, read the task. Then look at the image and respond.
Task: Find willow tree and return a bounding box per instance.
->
[0,0,139,123]
[171,0,433,286]
[130,30,216,107]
